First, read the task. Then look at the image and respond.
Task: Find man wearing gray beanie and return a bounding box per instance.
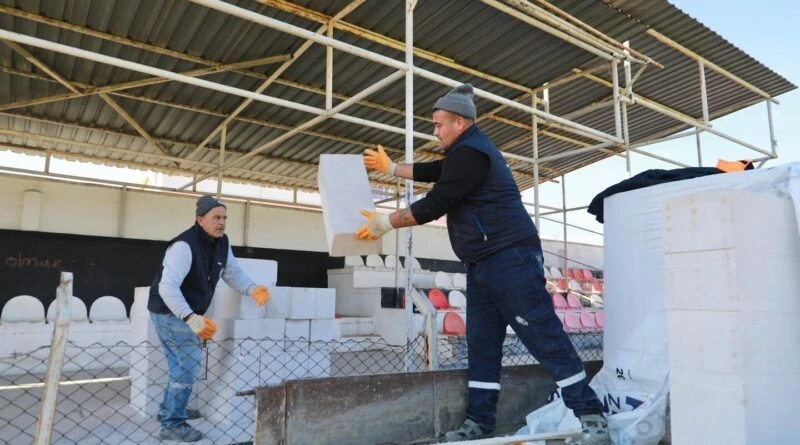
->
[358,84,610,444]
[147,195,271,442]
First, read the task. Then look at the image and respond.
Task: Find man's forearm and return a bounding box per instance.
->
[389,208,419,228]
[393,163,414,180]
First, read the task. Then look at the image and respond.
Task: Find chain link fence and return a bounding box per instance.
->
[0,332,602,444]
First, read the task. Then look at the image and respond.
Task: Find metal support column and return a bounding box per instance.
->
[767,100,777,156]
[326,26,334,110]
[532,93,540,228]
[119,185,127,237]
[216,124,225,198]
[561,174,568,276]
[623,42,632,175]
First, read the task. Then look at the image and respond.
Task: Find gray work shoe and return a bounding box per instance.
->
[443,418,492,442]
[566,414,612,445]
[159,422,203,442]
[157,408,202,422]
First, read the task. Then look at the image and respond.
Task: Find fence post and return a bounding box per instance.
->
[34,271,73,445]
[410,288,439,370]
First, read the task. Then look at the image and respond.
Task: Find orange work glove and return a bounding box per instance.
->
[355,209,394,241]
[186,314,217,341]
[251,285,270,306]
[363,145,396,175]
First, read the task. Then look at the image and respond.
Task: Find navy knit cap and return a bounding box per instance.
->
[196,195,226,217]
[433,83,477,120]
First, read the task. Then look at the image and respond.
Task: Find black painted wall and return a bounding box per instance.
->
[0,229,463,316]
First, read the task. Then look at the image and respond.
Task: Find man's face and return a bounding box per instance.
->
[196,206,227,238]
[432,110,468,149]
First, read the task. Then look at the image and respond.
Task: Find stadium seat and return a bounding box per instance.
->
[89,296,128,323]
[442,312,466,336]
[448,290,467,309]
[427,289,450,309]
[582,269,595,281]
[549,266,563,279]
[384,255,397,269]
[1,295,45,323]
[344,255,364,267]
[580,310,599,332]
[452,273,467,290]
[556,311,566,327]
[564,311,582,333]
[552,293,569,311]
[595,310,605,330]
[365,254,384,268]
[46,297,88,323]
[566,292,583,310]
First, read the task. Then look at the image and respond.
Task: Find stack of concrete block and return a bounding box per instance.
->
[129,286,172,418]
[127,260,339,442]
[328,264,441,317]
[283,287,336,380]
[199,259,281,429]
[664,190,800,445]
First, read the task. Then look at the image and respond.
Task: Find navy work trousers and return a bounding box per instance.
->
[465,245,603,430]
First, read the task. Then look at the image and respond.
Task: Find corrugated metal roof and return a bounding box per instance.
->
[0,0,795,193]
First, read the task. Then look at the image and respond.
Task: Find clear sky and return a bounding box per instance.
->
[532,0,799,244]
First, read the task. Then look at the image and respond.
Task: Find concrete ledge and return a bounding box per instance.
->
[255,361,602,445]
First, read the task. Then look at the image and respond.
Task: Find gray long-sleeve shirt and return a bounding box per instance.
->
[157,241,256,320]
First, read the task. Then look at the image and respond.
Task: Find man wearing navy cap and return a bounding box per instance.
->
[357,84,610,444]
[148,195,271,442]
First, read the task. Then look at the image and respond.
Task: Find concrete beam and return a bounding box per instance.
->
[254,361,602,444]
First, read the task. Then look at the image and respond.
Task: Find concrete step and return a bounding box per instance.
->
[334,316,374,337]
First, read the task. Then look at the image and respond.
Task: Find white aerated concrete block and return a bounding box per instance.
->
[265,286,291,319]
[334,316,374,337]
[237,291,267,319]
[336,318,358,337]
[303,348,332,379]
[285,319,310,351]
[234,258,278,287]
[314,288,336,319]
[208,285,270,320]
[289,288,316,319]
[327,271,382,317]
[130,287,151,319]
[129,314,169,417]
[212,318,286,341]
[310,319,336,343]
[318,154,380,256]
[357,318,374,336]
[206,286,243,319]
[664,190,800,445]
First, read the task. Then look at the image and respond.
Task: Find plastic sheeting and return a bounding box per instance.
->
[525,163,800,445]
